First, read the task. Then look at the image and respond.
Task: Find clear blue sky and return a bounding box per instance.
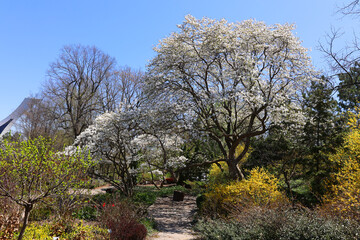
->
[0,0,356,120]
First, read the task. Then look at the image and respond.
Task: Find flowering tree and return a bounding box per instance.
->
[70,110,140,196]
[146,15,317,179]
[70,101,191,191]
[133,133,186,185]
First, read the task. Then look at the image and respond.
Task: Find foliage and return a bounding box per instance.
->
[338,62,360,111]
[139,218,157,235]
[322,108,360,219]
[0,136,91,240]
[195,207,360,240]
[132,191,158,206]
[72,205,97,221]
[70,103,189,194]
[207,161,230,184]
[203,168,287,216]
[14,221,109,240]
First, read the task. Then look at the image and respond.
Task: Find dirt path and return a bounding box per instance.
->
[147,195,198,240]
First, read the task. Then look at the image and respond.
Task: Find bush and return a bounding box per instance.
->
[321,108,360,220]
[202,167,288,216]
[99,200,147,240]
[140,217,157,234]
[207,162,230,185]
[132,191,157,206]
[14,220,110,240]
[72,205,97,221]
[195,207,360,240]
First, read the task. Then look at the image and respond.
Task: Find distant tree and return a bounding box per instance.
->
[0,137,91,240]
[43,45,117,140]
[15,96,68,147]
[146,15,317,180]
[320,1,359,90]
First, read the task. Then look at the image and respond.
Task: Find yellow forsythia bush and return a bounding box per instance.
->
[203,167,287,215]
[322,109,360,219]
[208,162,230,184]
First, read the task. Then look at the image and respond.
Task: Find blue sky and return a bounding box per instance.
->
[0,0,356,120]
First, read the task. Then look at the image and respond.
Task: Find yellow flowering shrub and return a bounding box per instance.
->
[208,162,229,184]
[203,167,287,216]
[14,221,110,240]
[322,108,360,218]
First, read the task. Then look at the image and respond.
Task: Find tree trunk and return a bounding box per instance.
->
[227,160,244,180]
[17,204,33,240]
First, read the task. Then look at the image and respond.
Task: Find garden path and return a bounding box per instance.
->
[147,195,198,240]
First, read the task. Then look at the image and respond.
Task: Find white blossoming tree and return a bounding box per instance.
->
[70,110,140,196]
[70,103,190,193]
[146,15,318,180]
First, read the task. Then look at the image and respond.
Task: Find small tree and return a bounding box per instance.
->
[70,111,140,196]
[0,136,91,240]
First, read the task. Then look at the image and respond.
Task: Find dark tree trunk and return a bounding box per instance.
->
[17,204,33,240]
[227,160,244,180]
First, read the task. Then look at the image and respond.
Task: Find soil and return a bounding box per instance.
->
[147,195,199,240]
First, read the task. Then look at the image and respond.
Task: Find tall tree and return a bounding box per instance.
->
[43,45,116,140]
[146,15,317,180]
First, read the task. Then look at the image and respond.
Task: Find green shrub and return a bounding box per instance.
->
[72,205,97,221]
[195,207,360,240]
[140,218,157,234]
[196,194,206,209]
[132,191,157,206]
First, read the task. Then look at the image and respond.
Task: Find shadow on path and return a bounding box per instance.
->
[147,195,198,240]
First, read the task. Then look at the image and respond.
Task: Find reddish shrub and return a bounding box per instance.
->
[106,217,147,240]
[99,200,147,240]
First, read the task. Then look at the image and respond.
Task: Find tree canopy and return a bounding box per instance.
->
[145,15,317,179]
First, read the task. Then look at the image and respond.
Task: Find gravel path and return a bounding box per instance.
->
[147,195,198,240]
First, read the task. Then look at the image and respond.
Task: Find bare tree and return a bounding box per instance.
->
[99,66,144,112]
[319,28,360,80]
[43,45,117,140]
[16,96,54,138]
[338,0,360,16]
[320,1,360,86]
